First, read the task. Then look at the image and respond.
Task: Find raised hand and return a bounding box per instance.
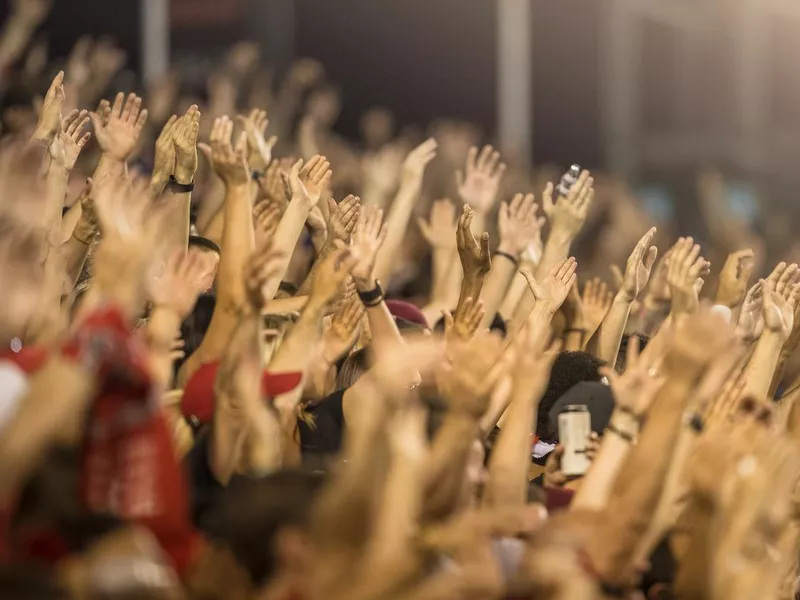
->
[310,245,359,308]
[253,202,282,249]
[32,71,65,143]
[152,115,179,180]
[497,192,545,258]
[438,330,508,418]
[600,336,664,419]
[322,294,364,363]
[521,257,578,314]
[456,144,506,214]
[760,269,800,340]
[619,227,659,304]
[582,278,613,338]
[401,137,438,187]
[90,92,148,161]
[666,236,709,316]
[149,248,208,319]
[715,249,755,309]
[256,159,288,209]
[199,116,249,186]
[417,198,457,250]
[457,205,491,278]
[236,108,276,172]
[734,282,764,342]
[443,296,486,344]
[541,170,594,238]
[350,205,388,287]
[173,105,201,184]
[326,194,361,243]
[291,154,331,206]
[242,242,286,312]
[49,109,91,172]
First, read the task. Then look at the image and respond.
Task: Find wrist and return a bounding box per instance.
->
[354,276,378,293]
[614,290,636,306]
[496,243,521,261]
[174,165,196,186]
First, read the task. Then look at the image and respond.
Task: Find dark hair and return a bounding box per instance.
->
[177,292,216,372]
[188,235,220,254]
[203,470,326,586]
[536,351,605,442]
[616,333,650,373]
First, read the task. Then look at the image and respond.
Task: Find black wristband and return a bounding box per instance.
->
[357,281,384,307]
[251,170,265,181]
[494,250,519,265]
[168,175,195,193]
[605,424,636,444]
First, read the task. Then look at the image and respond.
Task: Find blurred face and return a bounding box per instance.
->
[308,89,342,128]
[360,108,394,149]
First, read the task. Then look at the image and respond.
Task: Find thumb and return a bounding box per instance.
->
[480,232,491,258]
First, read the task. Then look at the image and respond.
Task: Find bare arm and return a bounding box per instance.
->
[485,315,556,508]
[177,117,253,383]
[372,138,438,285]
[479,193,544,330]
[598,228,658,365]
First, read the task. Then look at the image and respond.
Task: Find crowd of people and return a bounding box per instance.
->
[1,1,800,599]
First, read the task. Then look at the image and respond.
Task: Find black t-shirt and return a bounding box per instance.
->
[297,388,346,460]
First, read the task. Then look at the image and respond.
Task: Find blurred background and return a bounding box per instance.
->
[2,0,800,273]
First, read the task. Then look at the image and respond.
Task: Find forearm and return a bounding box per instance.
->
[365,299,406,362]
[92,155,125,182]
[373,182,419,285]
[634,425,697,564]
[499,271,530,319]
[43,165,70,234]
[423,413,480,521]
[268,298,325,374]
[743,332,784,399]
[313,389,390,552]
[478,253,517,329]
[485,391,539,508]
[263,195,311,300]
[570,433,632,510]
[597,294,633,365]
[368,455,425,565]
[62,234,93,289]
[158,191,192,252]
[537,228,573,282]
[190,183,254,365]
[585,377,692,585]
[209,402,247,485]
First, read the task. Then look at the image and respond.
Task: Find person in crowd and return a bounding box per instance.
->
[1,3,800,600]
